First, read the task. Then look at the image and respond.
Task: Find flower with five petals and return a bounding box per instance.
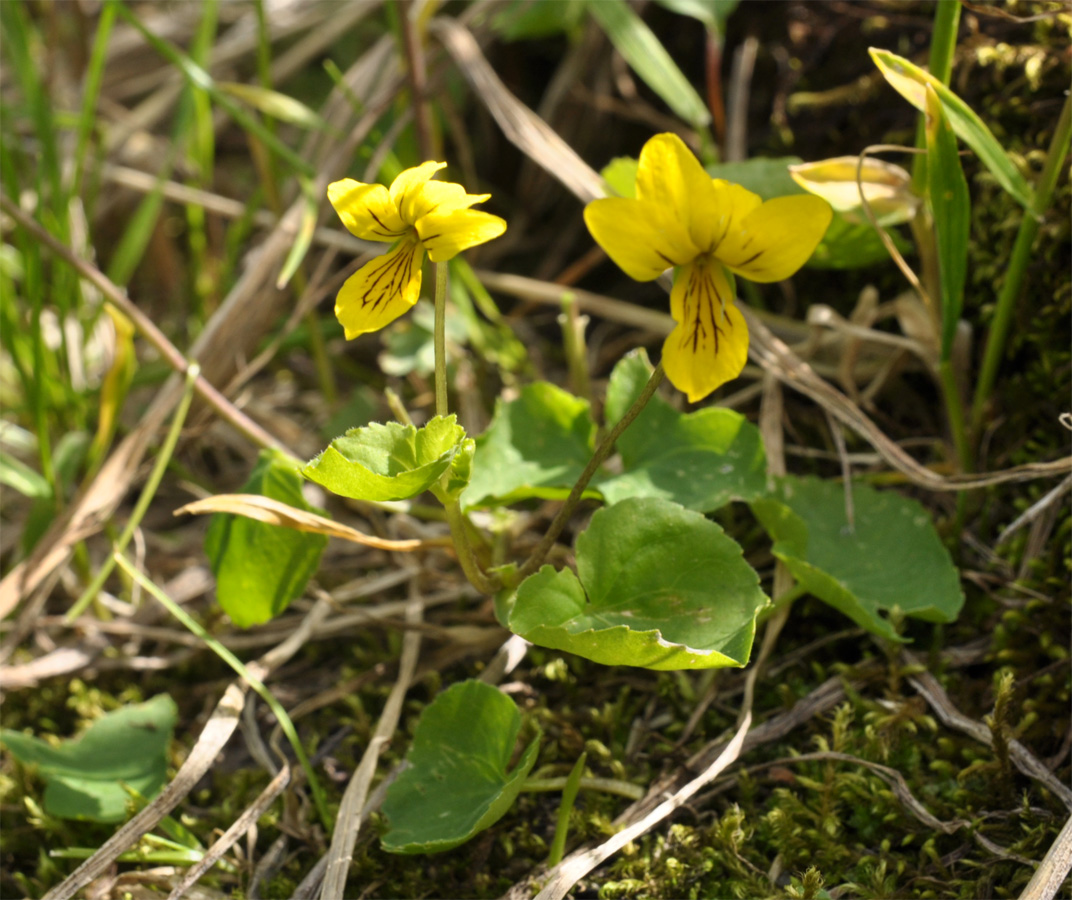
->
[584,133,832,402]
[328,162,506,339]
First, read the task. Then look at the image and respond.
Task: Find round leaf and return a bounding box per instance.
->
[508,497,768,669]
[752,476,964,641]
[303,415,469,502]
[381,680,540,854]
[598,350,768,511]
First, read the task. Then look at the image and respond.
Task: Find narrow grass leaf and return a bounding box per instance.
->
[275,176,318,289]
[869,48,1033,210]
[114,3,314,178]
[925,85,970,361]
[0,450,51,499]
[588,0,711,129]
[654,0,739,31]
[218,82,326,130]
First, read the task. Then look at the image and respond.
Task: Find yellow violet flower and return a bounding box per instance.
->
[584,133,832,402]
[327,162,506,339]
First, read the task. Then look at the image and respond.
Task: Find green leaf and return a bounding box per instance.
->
[381,680,540,854]
[707,157,805,200]
[0,695,177,822]
[807,212,911,270]
[0,450,51,498]
[275,176,318,290]
[869,48,1034,211]
[601,157,639,198]
[924,85,971,361]
[304,415,470,503]
[752,476,964,642]
[216,82,326,129]
[597,350,767,511]
[491,0,586,41]
[206,450,328,627]
[507,497,768,669]
[378,300,468,377]
[462,383,596,508]
[588,0,711,129]
[654,0,739,31]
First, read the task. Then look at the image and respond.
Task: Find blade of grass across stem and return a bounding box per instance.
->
[65,365,200,623]
[113,552,333,834]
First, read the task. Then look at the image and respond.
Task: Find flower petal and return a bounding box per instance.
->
[389,161,447,222]
[635,132,719,252]
[327,179,407,241]
[417,208,506,262]
[334,239,424,339]
[584,197,699,282]
[406,178,491,226]
[663,260,748,402]
[709,180,763,251]
[716,195,833,283]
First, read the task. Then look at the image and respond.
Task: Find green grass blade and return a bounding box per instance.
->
[275,177,318,290]
[114,1,314,178]
[870,48,1034,211]
[588,0,711,130]
[69,0,118,202]
[924,86,970,362]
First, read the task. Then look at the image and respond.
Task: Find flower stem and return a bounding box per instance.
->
[443,499,499,595]
[434,261,449,418]
[513,362,666,584]
[970,92,1072,439]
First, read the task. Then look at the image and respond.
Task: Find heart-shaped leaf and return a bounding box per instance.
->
[206,450,328,627]
[0,695,177,822]
[597,350,767,511]
[506,497,768,669]
[462,383,596,508]
[304,415,471,502]
[752,475,964,641]
[381,680,540,854]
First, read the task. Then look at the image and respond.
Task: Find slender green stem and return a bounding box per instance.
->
[938,359,970,471]
[971,93,1072,437]
[522,774,644,802]
[114,552,332,834]
[755,582,806,626]
[443,500,499,594]
[513,363,666,584]
[65,365,200,623]
[547,752,586,868]
[434,261,449,417]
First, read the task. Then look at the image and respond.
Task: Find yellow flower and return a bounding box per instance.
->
[327,162,506,339]
[584,133,832,402]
